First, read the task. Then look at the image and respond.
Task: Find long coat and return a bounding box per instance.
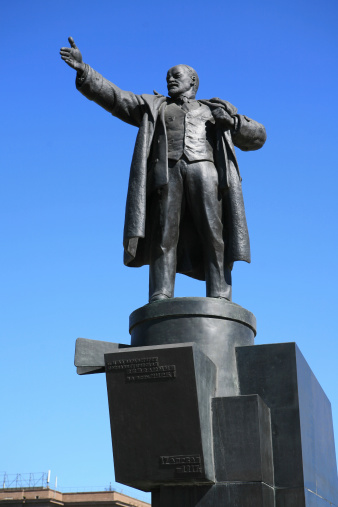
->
[77,65,267,281]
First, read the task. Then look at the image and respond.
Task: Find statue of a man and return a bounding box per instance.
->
[61,37,266,303]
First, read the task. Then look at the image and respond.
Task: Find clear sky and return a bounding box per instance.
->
[1,0,338,502]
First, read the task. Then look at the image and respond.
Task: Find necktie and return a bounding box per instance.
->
[180,97,191,112]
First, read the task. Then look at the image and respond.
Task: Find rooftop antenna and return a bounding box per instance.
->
[47,471,50,488]
[53,477,57,499]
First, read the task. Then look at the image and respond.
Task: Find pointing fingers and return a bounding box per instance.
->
[68,36,77,49]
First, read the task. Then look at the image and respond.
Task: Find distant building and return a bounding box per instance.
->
[0,488,150,507]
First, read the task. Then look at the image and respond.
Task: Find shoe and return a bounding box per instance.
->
[149,293,171,303]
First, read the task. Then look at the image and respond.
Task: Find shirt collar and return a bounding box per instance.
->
[171,95,196,105]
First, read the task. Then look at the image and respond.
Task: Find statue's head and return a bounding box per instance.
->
[166,65,199,99]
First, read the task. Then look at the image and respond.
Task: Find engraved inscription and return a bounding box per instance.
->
[160,455,203,475]
[106,356,176,383]
[126,369,176,382]
[106,357,159,371]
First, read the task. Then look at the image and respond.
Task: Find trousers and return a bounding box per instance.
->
[149,157,232,301]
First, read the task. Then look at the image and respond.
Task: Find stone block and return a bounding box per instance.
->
[105,343,216,491]
[152,483,275,506]
[236,343,338,506]
[212,394,273,485]
[75,338,130,374]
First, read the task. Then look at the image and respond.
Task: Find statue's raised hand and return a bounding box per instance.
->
[60,37,85,72]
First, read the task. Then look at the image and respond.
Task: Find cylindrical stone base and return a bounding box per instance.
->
[129,297,256,396]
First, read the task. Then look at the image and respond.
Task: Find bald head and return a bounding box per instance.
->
[166,65,199,99]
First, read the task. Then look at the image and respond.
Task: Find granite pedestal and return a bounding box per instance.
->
[74,298,338,506]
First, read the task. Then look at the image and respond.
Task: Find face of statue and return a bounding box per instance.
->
[166,65,196,99]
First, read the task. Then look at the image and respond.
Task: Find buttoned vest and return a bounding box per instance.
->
[165,102,215,162]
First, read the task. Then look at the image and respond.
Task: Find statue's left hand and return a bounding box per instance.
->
[60,37,85,73]
[212,107,235,129]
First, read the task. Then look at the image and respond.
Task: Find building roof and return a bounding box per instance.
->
[0,488,150,507]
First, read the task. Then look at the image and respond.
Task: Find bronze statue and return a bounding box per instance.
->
[60,37,266,303]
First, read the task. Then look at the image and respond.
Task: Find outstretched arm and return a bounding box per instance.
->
[60,37,145,127]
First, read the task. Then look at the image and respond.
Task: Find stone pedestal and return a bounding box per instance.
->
[75,298,338,506]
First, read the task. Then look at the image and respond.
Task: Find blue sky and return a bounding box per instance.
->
[1,0,338,502]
